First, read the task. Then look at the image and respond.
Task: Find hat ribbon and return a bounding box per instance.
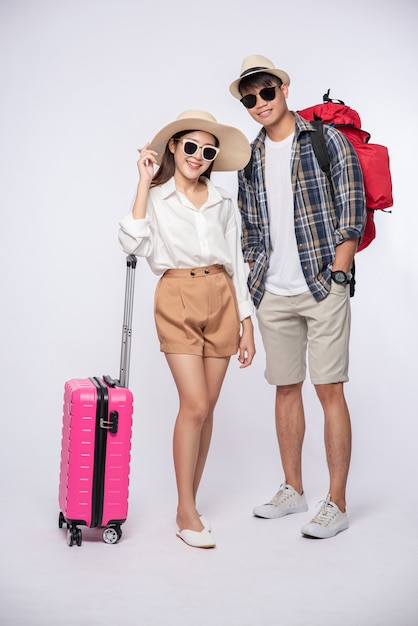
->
[240,66,269,78]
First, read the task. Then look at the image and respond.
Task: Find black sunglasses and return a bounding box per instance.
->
[240,85,279,109]
[175,138,220,162]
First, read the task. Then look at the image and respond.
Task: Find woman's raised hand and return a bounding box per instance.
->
[137,142,158,183]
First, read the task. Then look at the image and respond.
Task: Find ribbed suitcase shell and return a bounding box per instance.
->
[59,378,133,528]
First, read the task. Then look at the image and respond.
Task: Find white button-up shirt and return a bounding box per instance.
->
[118,177,254,321]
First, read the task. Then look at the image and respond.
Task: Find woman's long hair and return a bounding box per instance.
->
[151,130,219,188]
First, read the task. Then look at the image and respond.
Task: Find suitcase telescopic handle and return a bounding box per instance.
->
[118,254,137,388]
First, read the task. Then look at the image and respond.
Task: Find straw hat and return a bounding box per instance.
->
[229,54,291,99]
[148,110,251,171]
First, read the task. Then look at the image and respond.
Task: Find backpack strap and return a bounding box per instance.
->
[244,155,253,183]
[323,88,345,105]
[310,119,332,182]
[350,260,356,298]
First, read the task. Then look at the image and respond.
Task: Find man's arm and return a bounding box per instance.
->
[327,128,367,245]
[333,238,359,274]
[237,168,261,265]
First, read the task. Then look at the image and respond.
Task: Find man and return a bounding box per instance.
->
[229,55,366,538]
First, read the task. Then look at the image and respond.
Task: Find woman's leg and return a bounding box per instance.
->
[193,356,230,500]
[165,353,230,532]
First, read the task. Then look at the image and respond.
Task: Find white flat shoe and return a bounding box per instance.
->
[176,527,216,549]
[199,515,212,531]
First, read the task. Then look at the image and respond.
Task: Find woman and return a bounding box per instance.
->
[119,110,255,548]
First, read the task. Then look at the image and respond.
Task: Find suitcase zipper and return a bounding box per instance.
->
[90,377,109,528]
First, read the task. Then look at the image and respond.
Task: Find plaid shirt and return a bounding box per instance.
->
[238,113,366,307]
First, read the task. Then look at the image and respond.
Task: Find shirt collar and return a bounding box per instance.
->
[252,112,315,150]
[158,176,226,205]
[293,111,318,136]
[159,177,177,200]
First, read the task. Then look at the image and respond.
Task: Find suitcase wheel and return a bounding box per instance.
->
[102,525,122,544]
[58,512,67,529]
[67,525,82,547]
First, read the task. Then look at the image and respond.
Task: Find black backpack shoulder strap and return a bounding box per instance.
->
[244,155,253,183]
[309,119,332,182]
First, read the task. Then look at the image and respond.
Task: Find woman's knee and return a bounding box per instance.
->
[179,398,210,425]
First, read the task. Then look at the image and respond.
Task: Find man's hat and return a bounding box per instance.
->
[229,54,291,99]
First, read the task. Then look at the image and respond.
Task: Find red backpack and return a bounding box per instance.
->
[298,90,393,252]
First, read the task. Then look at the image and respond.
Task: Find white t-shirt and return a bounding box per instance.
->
[118,176,254,321]
[264,133,308,296]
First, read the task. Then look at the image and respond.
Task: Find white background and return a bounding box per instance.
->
[1,1,417,624]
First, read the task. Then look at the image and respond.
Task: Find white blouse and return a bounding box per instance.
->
[118,177,254,321]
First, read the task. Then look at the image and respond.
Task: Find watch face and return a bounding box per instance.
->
[332,270,347,284]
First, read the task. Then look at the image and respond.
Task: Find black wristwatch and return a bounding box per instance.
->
[331,270,348,285]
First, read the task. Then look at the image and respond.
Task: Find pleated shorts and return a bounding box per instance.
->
[154,265,240,357]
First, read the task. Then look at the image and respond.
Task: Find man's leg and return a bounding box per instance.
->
[253,291,309,519]
[299,381,351,538]
[297,284,352,537]
[253,381,308,519]
[275,382,305,495]
[315,382,351,512]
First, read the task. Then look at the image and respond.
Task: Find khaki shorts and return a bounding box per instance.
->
[256,282,351,385]
[154,265,240,357]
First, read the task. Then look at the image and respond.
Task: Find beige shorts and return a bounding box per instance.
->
[154,265,240,357]
[256,282,351,385]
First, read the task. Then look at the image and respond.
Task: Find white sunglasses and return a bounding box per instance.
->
[175,138,220,162]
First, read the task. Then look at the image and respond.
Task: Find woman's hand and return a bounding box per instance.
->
[237,317,256,368]
[131,143,158,220]
[137,142,158,184]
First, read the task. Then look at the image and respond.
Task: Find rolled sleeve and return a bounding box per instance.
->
[118,214,152,256]
[224,201,255,321]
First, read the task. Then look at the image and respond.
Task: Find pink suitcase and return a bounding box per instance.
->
[58,255,137,546]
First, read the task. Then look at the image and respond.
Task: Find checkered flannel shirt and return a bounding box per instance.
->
[237,113,367,307]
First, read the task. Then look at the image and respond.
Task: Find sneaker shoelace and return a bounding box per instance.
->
[270,483,294,506]
[311,495,337,527]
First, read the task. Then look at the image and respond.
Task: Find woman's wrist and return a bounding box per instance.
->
[241,316,253,329]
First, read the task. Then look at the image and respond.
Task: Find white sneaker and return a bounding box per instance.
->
[253,483,308,519]
[301,494,348,538]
